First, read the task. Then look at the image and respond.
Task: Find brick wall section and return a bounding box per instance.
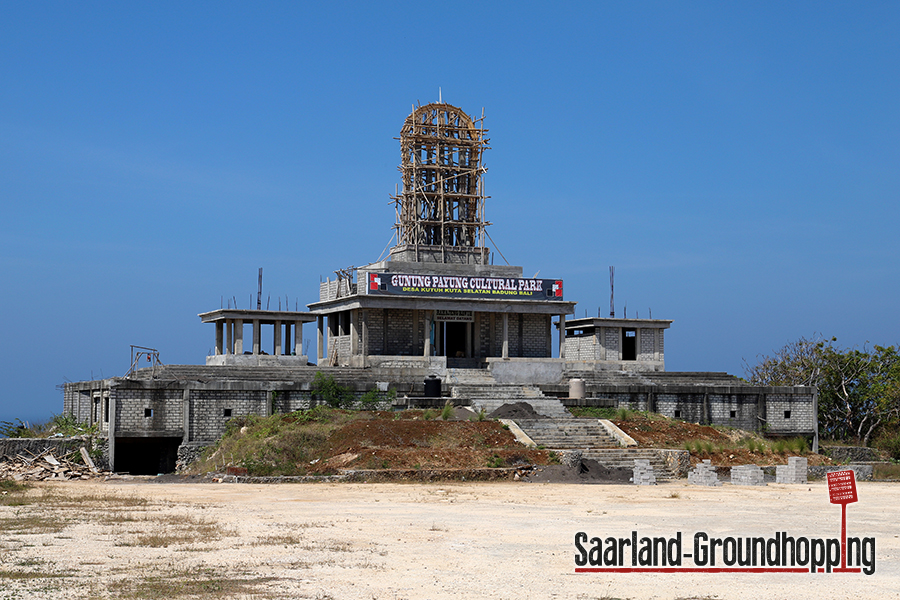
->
[575,387,814,434]
[386,309,415,355]
[565,335,599,360]
[366,308,385,355]
[319,279,354,301]
[766,393,814,435]
[639,329,655,361]
[113,388,183,434]
[522,314,548,357]
[189,390,269,441]
[605,328,619,360]
[475,313,492,356]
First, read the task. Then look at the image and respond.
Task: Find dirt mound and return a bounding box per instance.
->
[488,402,544,420]
[521,459,633,484]
[308,418,552,473]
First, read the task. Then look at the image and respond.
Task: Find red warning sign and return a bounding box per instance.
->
[827,469,858,505]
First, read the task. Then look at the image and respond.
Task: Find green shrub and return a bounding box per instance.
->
[440,401,455,421]
[486,455,504,468]
[422,409,437,421]
[311,372,354,409]
[874,430,900,460]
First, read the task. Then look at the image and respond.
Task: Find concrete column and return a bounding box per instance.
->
[350,309,358,356]
[274,320,282,356]
[547,315,553,357]
[489,313,495,356]
[465,321,472,358]
[474,312,481,357]
[252,320,260,355]
[412,309,419,352]
[360,311,368,360]
[424,311,432,357]
[234,319,244,355]
[108,396,117,472]
[294,321,303,356]
[215,322,223,355]
[502,313,509,359]
[317,316,324,363]
[225,320,233,355]
[558,314,566,359]
[182,389,191,442]
[284,322,291,355]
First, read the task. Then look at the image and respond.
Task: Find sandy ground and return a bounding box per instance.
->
[1,478,898,599]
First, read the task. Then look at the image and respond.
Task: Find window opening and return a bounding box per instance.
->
[144,408,153,418]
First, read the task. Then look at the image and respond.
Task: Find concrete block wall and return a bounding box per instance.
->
[319,279,354,301]
[386,309,415,355]
[604,328,619,361]
[765,393,815,435]
[189,390,269,441]
[522,314,548,358]
[113,388,183,434]
[639,330,655,362]
[366,308,385,355]
[478,313,493,357]
[709,395,760,432]
[565,335,599,360]
[577,387,815,435]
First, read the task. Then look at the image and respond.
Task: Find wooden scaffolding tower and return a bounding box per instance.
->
[390,102,491,264]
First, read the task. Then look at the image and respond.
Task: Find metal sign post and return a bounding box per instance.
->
[827,469,859,569]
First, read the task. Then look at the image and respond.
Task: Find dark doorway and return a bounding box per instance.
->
[114,437,181,475]
[444,322,468,358]
[622,329,637,361]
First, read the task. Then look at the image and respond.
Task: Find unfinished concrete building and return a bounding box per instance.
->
[62,100,817,473]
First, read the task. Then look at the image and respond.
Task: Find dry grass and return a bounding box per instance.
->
[120,514,231,548]
[107,567,277,600]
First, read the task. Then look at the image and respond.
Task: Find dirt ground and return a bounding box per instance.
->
[1,479,897,600]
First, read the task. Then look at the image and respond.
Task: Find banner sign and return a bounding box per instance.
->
[435,310,474,322]
[365,272,564,301]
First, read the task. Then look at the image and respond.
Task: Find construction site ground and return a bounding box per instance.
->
[1,479,896,600]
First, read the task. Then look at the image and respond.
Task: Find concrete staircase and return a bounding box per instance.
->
[451,384,572,419]
[514,418,677,481]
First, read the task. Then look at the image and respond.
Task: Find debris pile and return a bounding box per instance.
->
[0,446,108,482]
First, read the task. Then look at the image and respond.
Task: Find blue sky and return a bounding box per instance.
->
[1,2,898,425]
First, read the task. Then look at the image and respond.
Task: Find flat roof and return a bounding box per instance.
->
[198,309,318,324]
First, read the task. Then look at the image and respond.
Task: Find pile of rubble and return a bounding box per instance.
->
[1,447,109,482]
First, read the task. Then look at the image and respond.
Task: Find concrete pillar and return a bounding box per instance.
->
[546,315,553,357]
[294,321,303,356]
[489,313,495,356]
[360,311,368,361]
[502,313,509,359]
[465,321,472,358]
[350,309,358,356]
[317,316,324,363]
[252,319,260,355]
[474,312,481,357]
[215,322,223,355]
[284,322,291,355]
[274,320,282,356]
[424,311,432,357]
[558,314,566,359]
[182,389,191,442]
[225,320,233,355]
[108,396,117,472]
[234,319,243,355]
